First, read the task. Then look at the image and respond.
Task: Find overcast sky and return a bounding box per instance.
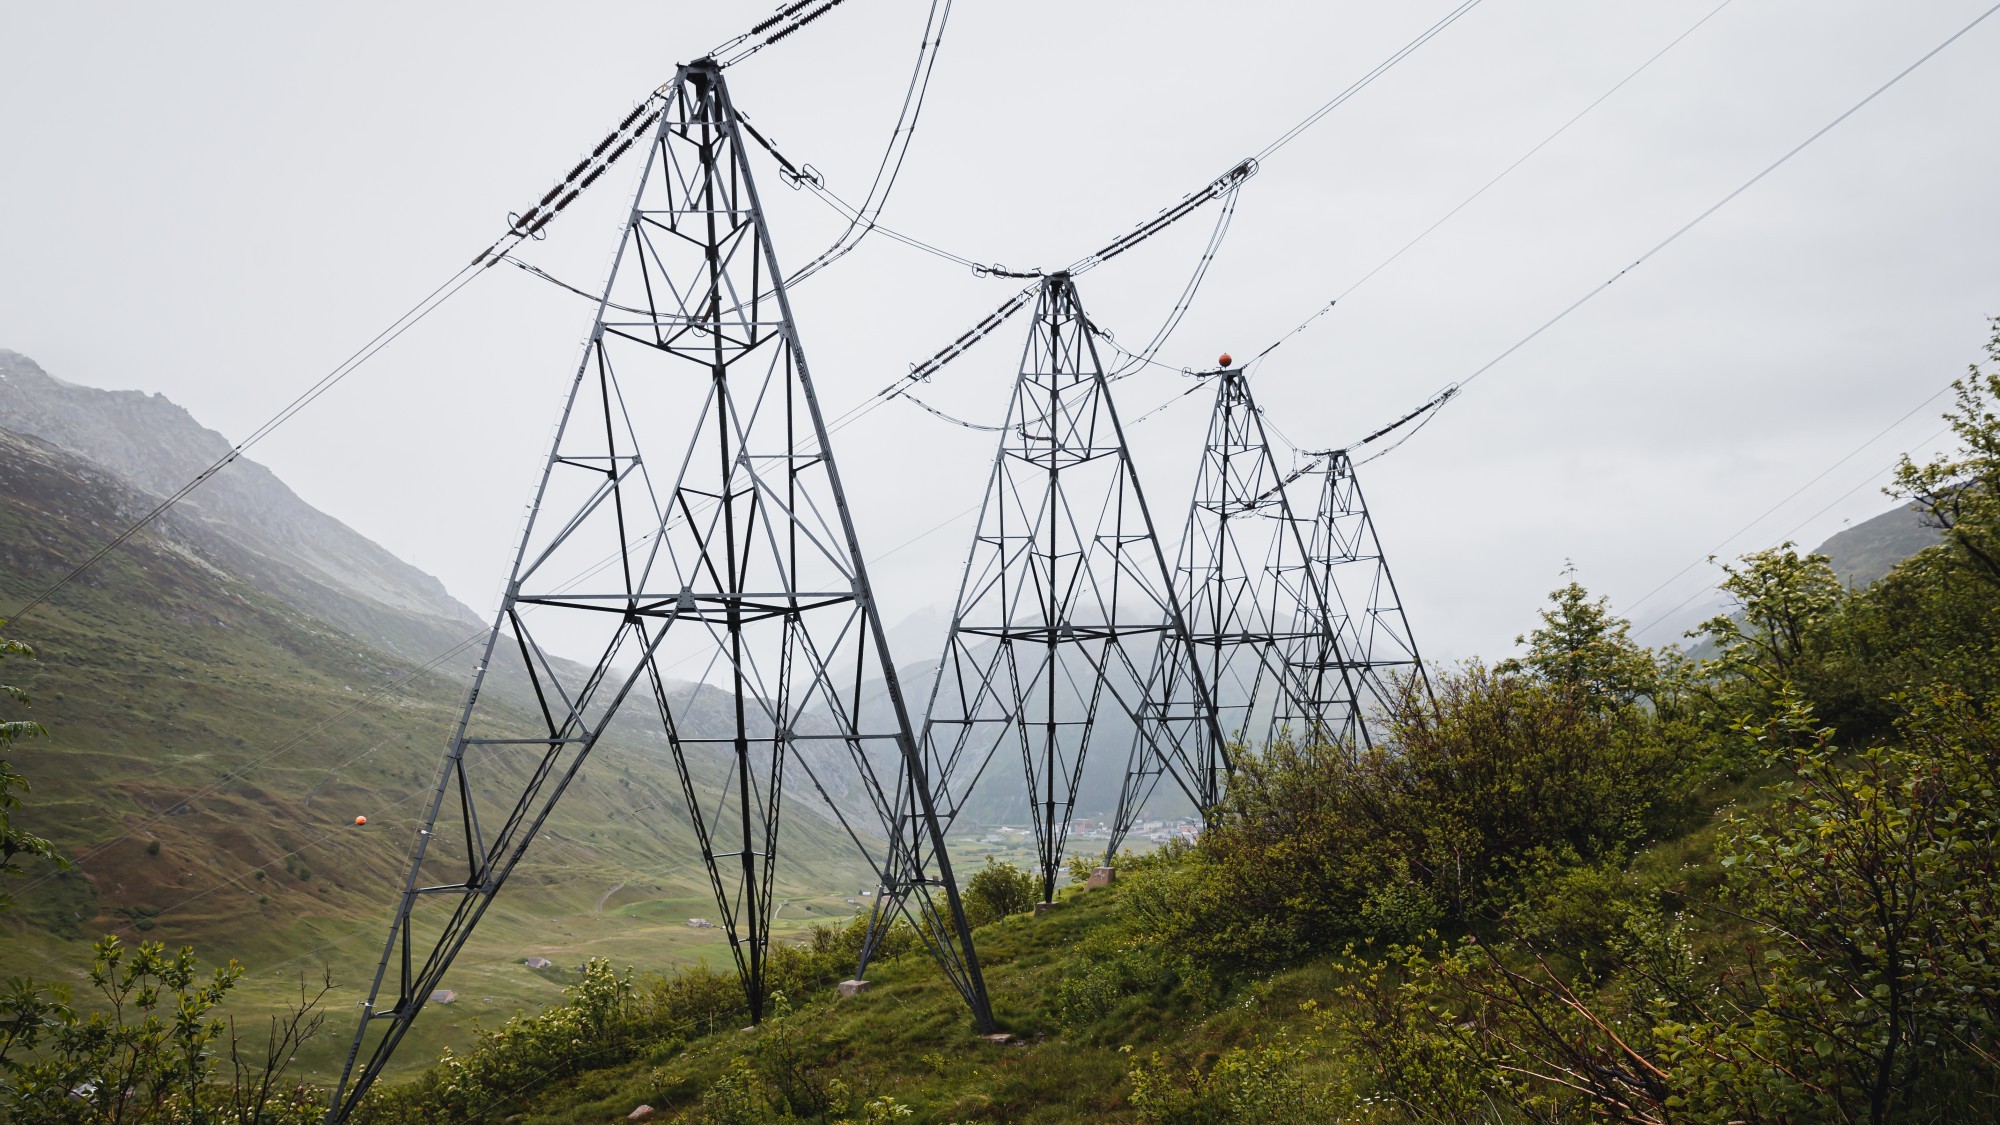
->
[4,0,1997,666]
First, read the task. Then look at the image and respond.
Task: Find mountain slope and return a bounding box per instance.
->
[0,350,486,667]
[1815,501,1942,588]
[0,423,875,1081]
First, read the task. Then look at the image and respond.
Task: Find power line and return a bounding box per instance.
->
[2,0,906,628]
[1247,0,1737,374]
[4,265,481,626]
[778,0,957,286]
[1450,1,2000,400]
[1328,1,1736,324]
[536,1,1495,431]
[4,84,679,626]
[898,181,1247,429]
[1254,0,1487,164]
[1216,0,2000,485]
[1621,379,1957,619]
[707,0,866,68]
[857,0,1485,407]
[1630,424,1954,641]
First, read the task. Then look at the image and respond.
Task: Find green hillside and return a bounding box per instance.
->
[306,350,2000,1124]
[0,426,875,1082]
[1814,501,1943,588]
[9,348,2000,1122]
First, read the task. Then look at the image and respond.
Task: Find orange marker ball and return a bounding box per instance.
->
[1217,353,1233,367]
[354,815,368,826]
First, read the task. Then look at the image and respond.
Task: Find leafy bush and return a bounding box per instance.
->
[0,936,326,1124]
[962,857,1038,927]
[359,913,911,1122]
[1125,1035,1328,1124]
[1326,688,2000,1124]
[1120,663,1692,975]
[2,625,64,911]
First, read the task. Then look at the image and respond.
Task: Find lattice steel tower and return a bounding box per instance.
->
[1280,449,1425,742]
[873,273,1218,924]
[1106,367,1367,858]
[328,59,990,1121]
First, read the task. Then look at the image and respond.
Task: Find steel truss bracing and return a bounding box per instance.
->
[868,273,1219,938]
[1106,369,1367,860]
[327,59,989,1122]
[1280,450,1426,743]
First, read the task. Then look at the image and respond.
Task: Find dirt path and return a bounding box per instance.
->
[595,881,626,912]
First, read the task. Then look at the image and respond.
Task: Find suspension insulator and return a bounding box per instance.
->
[539,184,564,207]
[565,158,590,182]
[553,189,580,213]
[526,213,553,235]
[618,102,647,130]
[513,206,541,230]
[579,164,606,191]
[591,132,617,158]
[751,0,816,35]
[606,138,636,165]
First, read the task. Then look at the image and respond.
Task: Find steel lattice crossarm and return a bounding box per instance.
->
[1106,368,1369,858]
[326,58,990,1123]
[860,274,1220,962]
[1277,451,1427,747]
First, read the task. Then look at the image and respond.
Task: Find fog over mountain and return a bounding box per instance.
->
[1,349,485,669]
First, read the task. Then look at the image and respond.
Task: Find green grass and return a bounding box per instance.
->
[0,434,1169,1099]
[454,875,1323,1124]
[0,467,874,1081]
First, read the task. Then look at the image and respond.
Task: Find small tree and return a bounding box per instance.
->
[1,620,64,912]
[1692,544,1845,714]
[1499,567,1657,707]
[962,857,1038,926]
[1891,316,2000,590]
[0,937,245,1121]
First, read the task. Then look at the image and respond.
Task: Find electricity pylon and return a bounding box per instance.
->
[1279,449,1425,745]
[327,58,989,1122]
[867,272,1218,947]
[1105,367,1365,859]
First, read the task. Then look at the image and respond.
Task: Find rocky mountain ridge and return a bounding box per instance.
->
[0,349,485,665]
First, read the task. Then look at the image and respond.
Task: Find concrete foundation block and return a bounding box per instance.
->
[1033,901,1059,917]
[837,978,872,998]
[1087,866,1116,888]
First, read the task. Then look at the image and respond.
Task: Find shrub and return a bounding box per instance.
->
[1330,688,2000,1124]
[0,936,327,1123]
[962,857,1037,927]
[1120,666,1692,975]
[358,914,907,1121]
[1125,1034,1328,1124]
